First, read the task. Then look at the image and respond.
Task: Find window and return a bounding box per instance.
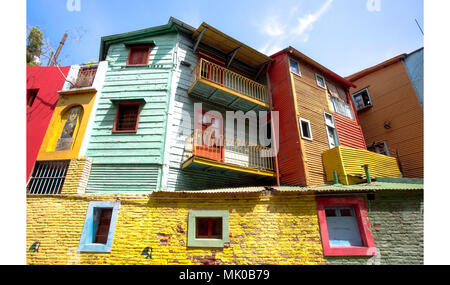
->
[78,201,120,252]
[187,210,229,247]
[72,66,97,89]
[324,113,339,148]
[27,89,39,107]
[196,218,222,239]
[113,102,141,133]
[27,160,70,194]
[352,88,372,111]
[329,96,354,120]
[316,197,376,256]
[299,118,312,140]
[127,45,151,66]
[367,141,390,156]
[289,58,301,76]
[55,105,83,151]
[315,74,326,89]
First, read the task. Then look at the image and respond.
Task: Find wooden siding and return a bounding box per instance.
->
[85,33,177,165]
[349,60,423,178]
[322,146,401,185]
[270,53,306,186]
[162,32,273,191]
[85,164,159,193]
[333,113,367,150]
[290,58,339,186]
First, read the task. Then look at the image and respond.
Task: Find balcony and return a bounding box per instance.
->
[71,66,98,89]
[188,58,270,112]
[182,129,275,177]
[322,146,401,185]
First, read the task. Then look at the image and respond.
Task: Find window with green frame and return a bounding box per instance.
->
[187,210,229,248]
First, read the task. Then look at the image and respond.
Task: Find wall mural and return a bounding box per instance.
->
[55,106,81,151]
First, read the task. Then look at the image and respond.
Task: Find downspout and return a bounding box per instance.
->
[266,64,280,186]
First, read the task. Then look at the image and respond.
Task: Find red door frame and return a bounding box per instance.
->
[195,109,224,162]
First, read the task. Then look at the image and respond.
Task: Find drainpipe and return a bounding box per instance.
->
[363,164,372,184]
[333,170,339,184]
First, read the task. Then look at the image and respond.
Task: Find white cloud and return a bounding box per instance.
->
[293,0,333,36]
[258,0,334,52]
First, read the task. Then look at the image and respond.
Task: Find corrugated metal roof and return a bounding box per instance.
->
[152,178,423,196]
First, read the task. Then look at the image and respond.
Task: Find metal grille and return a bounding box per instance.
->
[27,160,70,194]
[117,104,139,131]
[72,66,97,89]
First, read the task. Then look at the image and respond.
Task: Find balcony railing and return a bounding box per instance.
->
[192,58,269,105]
[71,66,97,89]
[322,146,401,185]
[184,129,275,174]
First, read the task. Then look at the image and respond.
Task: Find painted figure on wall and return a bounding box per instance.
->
[55,106,81,151]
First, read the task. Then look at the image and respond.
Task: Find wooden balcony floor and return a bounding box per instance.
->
[182,155,275,178]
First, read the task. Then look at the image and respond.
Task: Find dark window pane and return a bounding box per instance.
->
[196,217,222,239]
[128,47,149,65]
[27,89,38,107]
[301,121,311,138]
[94,208,113,244]
[340,208,353,217]
[325,208,337,217]
[196,218,210,238]
[116,104,139,131]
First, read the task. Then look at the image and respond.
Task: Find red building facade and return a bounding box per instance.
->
[26,66,70,179]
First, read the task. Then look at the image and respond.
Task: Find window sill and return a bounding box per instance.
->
[324,246,377,257]
[356,105,373,113]
[78,243,111,253]
[112,130,137,134]
[58,87,97,95]
[187,238,226,248]
[125,64,149,67]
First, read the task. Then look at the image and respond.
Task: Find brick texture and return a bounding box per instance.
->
[26,192,325,265]
[325,191,423,265]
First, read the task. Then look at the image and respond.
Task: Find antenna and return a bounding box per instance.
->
[415,19,424,36]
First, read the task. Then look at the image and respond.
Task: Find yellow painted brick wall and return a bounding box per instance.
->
[60,158,87,195]
[26,193,324,265]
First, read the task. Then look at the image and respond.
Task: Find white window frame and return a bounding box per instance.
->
[299,117,313,141]
[315,74,327,89]
[352,88,373,111]
[324,112,339,149]
[289,58,301,76]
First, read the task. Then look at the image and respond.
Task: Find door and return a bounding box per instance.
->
[195,110,224,161]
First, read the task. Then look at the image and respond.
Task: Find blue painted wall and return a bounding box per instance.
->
[403,48,423,108]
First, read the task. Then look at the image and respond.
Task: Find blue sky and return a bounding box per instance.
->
[26,0,423,76]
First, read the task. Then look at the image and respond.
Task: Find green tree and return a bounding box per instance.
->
[27,26,44,66]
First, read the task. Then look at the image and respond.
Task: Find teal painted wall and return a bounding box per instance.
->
[85,32,178,192]
[325,191,423,265]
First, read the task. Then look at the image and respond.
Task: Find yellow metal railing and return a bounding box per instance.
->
[192,58,268,105]
[184,129,275,173]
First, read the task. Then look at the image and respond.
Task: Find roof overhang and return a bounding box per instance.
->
[192,22,272,70]
[99,17,195,61]
[272,47,356,89]
[345,54,406,82]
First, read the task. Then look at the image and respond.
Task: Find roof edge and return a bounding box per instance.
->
[346,53,406,82]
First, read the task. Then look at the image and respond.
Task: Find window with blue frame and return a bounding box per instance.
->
[78,201,120,252]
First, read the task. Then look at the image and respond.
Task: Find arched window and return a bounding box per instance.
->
[54,105,83,151]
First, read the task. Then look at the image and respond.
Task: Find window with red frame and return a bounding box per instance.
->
[113,102,141,132]
[27,89,39,107]
[93,208,113,244]
[316,197,376,256]
[127,45,151,66]
[195,217,223,239]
